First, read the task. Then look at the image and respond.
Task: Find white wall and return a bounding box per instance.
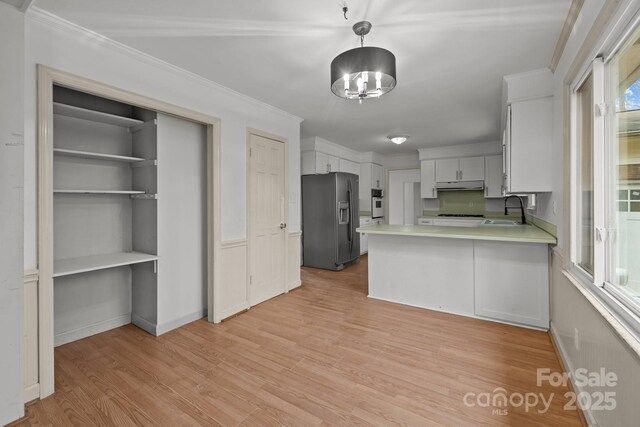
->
[383,152,420,170]
[23,7,302,273]
[548,0,640,425]
[0,4,25,424]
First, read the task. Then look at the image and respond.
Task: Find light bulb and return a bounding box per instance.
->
[376,72,382,90]
[343,74,350,91]
[362,71,368,83]
[357,77,363,92]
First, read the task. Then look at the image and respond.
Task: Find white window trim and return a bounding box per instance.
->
[569,2,640,342]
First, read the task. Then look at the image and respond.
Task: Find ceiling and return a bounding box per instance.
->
[29,0,570,154]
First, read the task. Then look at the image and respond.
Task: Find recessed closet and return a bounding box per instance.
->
[52,86,207,345]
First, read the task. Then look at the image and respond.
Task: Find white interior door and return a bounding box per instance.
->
[249,133,286,306]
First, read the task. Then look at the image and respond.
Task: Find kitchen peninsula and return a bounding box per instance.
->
[357,223,556,329]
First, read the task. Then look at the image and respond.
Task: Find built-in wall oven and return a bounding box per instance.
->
[371,189,384,219]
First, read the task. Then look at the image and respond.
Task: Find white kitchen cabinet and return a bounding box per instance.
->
[459,156,484,181]
[435,158,458,182]
[359,162,384,210]
[372,164,383,189]
[420,159,437,199]
[327,155,340,173]
[359,216,372,255]
[301,151,341,174]
[474,241,549,329]
[314,151,328,173]
[502,68,553,193]
[339,158,359,176]
[435,156,484,181]
[484,155,503,198]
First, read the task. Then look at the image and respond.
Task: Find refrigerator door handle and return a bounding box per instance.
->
[347,181,353,247]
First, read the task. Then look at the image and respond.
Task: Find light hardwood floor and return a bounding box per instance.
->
[17,256,582,426]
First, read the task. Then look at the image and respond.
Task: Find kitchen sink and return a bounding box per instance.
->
[481,219,522,226]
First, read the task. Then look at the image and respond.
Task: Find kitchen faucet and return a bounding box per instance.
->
[504,195,527,225]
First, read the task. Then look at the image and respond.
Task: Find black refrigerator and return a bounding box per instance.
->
[302,172,360,270]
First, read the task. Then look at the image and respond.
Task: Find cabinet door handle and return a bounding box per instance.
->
[432,187,435,197]
[485,186,488,196]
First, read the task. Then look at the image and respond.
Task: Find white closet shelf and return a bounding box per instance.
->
[54,189,146,195]
[54,252,158,278]
[53,148,146,163]
[53,102,147,129]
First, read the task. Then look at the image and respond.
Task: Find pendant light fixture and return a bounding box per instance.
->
[330,21,397,103]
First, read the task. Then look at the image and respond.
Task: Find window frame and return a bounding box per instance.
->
[570,5,640,340]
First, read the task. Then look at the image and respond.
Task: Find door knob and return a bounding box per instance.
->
[280,223,287,229]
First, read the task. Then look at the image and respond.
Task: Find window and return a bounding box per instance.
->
[576,74,595,275]
[572,18,640,328]
[605,30,640,315]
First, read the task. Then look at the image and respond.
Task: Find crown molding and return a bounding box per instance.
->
[549,0,585,72]
[26,6,303,124]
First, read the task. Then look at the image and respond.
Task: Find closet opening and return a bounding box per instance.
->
[36,66,221,398]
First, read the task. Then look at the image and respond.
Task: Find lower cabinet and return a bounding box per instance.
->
[473,241,549,329]
[359,216,372,254]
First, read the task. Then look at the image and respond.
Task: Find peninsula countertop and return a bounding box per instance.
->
[356,223,556,244]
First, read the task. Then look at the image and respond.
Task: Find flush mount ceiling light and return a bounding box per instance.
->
[330,21,397,103]
[388,134,409,145]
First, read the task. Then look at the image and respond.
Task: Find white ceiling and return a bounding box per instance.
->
[30,0,570,154]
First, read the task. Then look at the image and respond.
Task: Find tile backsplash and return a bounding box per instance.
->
[438,190,486,214]
[423,190,505,216]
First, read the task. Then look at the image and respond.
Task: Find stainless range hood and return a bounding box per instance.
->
[435,180,485,191]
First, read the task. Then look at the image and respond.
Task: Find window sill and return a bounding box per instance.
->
[562,268,640,361]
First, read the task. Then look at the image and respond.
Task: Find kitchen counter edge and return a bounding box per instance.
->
[356,224,556,244]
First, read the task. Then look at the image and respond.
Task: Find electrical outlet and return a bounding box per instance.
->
[574,328,580,351]
[468,202,474,207]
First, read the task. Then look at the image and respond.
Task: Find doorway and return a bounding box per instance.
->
[247,130,288,306]
[387,168,422,225]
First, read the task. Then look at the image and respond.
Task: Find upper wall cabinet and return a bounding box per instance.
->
[435,156,484,182]
[339,158,360,176]
[301,151,340,174]
[420,160,437,199]
[372,164,384,189]
[359,162,383,199]
[484,155,503,198]
[502,69,553,193]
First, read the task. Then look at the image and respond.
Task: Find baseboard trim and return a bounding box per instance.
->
[54,313,131,347]
[549,323,593,427]
[23,383,40,404]
[217,302,250,321]
[367,295,548,332]
[288,280,302,291]
[155,309,207,335]
[131,314,158,336]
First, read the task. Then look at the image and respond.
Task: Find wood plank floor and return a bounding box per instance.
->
[17,256,583,426]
